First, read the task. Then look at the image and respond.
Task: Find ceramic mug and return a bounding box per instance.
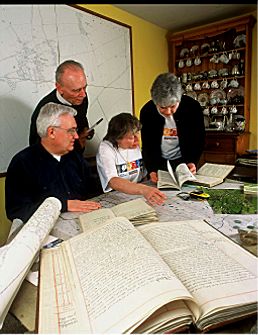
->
[221,106,227,115]
[219,52,229,64]
[220,78,228,89]
[202,81,210,89]
[186,58,192,67]
[229,78,239,88]
[230,105,238,114]
[194,82,201,90]
[194,56,202,66]
[178,59,185,68]
[211,106,218,114]
[211,80,219,88]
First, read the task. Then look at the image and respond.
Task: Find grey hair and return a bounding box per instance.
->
[151,72,183,107]
[55,60,84,84]
[36,102,77,138]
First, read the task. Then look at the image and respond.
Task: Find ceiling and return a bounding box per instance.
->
[113,4,257,32]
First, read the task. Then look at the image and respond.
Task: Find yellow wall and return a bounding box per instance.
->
[77,4,168,117]
[0,5,257,244]
[249,13,257,149]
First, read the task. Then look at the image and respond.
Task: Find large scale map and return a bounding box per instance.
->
[0,5,133,173]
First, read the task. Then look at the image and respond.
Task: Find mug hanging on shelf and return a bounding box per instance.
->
[178,59,185,69]
[202,81,210,89]
[211,106,218,114]
[221,106,228,115]
[229,105,238,114]
[220,78,228,89]
[194,82,201,90]
[211,80,219,89]
[194,56,202,66]
[186,58,192,67]
[219,52,229,64]
[228,78,239,88]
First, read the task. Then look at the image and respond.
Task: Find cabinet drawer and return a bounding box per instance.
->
[203,152,235,164]
[204,137,235,152]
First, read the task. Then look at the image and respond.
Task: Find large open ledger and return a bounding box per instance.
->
[0,197,61,329]
[158,161,235,189]
[38,217,258,334]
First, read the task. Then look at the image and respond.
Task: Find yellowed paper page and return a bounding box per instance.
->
[79,208,115,232]
[197,163,234,179]
[111,198,156,219]
[43,217,195,333]
[0,197,61,329]
[138,219,258,330]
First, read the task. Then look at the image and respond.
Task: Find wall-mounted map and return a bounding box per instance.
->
[0,4,133,173]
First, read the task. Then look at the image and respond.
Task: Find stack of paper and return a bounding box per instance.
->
[79,198,158,231]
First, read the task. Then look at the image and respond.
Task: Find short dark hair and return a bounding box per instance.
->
[104,113,141,148]
[55,60,84,84]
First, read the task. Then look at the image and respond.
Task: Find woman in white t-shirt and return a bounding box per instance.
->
[96,113,166,205]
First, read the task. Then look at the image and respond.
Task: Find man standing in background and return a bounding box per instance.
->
[29,60,94,153]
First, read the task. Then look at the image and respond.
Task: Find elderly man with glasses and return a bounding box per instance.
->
[5,102,101,224]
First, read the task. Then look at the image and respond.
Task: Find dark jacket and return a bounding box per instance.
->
[29,89,89,146]
[5,143,94,222]
[139,95,205,173]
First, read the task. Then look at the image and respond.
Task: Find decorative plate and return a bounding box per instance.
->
[210,89,226,102]
[227,86,244,104]
[190,45,199,55]
[218,68,229,77]
[227,86,244,100]
[179,47,189,58]
[184,91,197,100]
[197,92,209,106]
[200,42,210,55]
[208,69,217,78]
[233,34,246,48]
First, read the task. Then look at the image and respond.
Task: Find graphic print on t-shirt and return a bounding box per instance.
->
[163,127,177,139]
[116,158,143,176]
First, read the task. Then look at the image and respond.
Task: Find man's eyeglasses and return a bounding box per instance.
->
[53,126,78,135]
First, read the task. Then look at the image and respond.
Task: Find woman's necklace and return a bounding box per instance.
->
[118,148,131,169]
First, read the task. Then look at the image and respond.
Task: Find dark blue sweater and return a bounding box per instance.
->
[5,143,94,222]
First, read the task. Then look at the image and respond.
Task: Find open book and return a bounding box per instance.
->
[79,198,158,229]
[157,161,196,189]
[158,161,235,189]
[0,197,61,329]
[38,217,258,334]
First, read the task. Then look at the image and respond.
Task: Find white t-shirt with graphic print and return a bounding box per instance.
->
[160,114,182,160]
[96,140,147,192]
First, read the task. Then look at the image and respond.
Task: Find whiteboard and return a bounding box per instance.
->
[0,4,133,174]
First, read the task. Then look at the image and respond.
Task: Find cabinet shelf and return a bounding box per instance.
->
[167,14,256,165]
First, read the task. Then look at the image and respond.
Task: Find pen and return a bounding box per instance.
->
[87,118,104,132]
[43,238,63,249]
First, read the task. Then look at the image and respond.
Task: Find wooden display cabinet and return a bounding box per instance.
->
[167,14,256,165]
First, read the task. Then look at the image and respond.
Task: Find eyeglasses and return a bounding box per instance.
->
[53,126,78,135]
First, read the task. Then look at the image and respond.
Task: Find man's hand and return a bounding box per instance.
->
[67,200,101,212]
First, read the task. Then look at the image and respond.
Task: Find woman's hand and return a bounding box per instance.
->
[141,185,167,206]
[187,162,196,174]
[149,172,158,183]
[67,200,101,212]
